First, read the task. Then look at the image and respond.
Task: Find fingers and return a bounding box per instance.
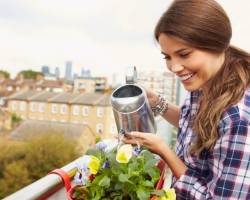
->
[125,131,144,139]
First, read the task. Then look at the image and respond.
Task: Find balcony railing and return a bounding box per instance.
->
[3,158,82,200]
[3,117,174,200]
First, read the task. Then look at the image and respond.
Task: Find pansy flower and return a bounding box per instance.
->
[155,188,176,200]
[116,144,133,163]
[88,156,100,174]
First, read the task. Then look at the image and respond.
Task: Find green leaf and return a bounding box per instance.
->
[85,148,102,160]
[118,173,129,182]
[146,167,160,180]
[98,176,110,187]
[142,180,154,187]
[151,189,165,196]
[136,187,150,200]
[144,158,158,170]
[141,150,155,161]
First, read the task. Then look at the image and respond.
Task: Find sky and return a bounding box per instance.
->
[0,0,249,83]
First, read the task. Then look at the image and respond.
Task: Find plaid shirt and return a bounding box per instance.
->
[172,88,250,199]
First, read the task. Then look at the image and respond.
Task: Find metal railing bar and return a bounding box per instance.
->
[3,157,81,200]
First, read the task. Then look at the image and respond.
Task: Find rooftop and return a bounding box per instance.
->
[7,91,111,106]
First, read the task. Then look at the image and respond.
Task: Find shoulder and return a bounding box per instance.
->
[219,87,250,134]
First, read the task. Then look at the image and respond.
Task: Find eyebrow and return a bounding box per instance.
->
[161,48,190,55]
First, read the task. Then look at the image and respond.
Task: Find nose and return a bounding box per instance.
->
[168,63,184,73]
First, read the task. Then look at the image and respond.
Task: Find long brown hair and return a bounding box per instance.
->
[155,0,250,155]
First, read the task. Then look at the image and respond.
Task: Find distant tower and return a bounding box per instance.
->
[81,68,85,77]
[55,67,60,79]
[81,68,91,77]
[86,69,91,77]
[41,65,50,75]
[65,61,72,80]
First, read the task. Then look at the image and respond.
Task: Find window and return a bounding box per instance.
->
[82,106,89,116]
[73,105,79,115]
[11,101,17,111]
[51,104,57,114]
[96,123,104,134]
[30,102,36,112]
[19,102,26,111]
[79,83,86,89]
[60,104,67,114]
[110,124,117,135]
[39,103,45,113]
[97,107,104,118]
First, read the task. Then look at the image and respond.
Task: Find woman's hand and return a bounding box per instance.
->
[122,131,188,178]
[122,131,166,156]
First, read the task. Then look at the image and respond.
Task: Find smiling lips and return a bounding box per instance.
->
[179,73,195,81]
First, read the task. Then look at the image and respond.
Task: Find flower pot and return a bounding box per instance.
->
[63,159,166,200]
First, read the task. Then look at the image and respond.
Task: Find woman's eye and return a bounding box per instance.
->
[180,52,190,58]
[163,55,170,60]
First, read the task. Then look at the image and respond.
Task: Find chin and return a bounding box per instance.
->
[183,84,201,92]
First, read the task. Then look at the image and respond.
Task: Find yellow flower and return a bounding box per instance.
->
[116,144,133,163]
[164,188,176,200]
[154,188,176,200]
[87,156,100,174]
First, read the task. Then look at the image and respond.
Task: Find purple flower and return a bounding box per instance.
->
[133,146,141,156]
[74,172,88,185]
[102,161,110,169]
[95,141,107,151]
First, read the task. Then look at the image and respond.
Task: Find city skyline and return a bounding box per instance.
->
[0,0,250,82]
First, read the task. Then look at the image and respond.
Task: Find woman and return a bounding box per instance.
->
[123,0,250,199]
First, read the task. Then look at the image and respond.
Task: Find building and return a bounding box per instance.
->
[55,67,60,79]
[41,66,50,75]
[65,61,73,81]
[137,70,177,104]
[7,90,116,138]
[81,68,91,77]
[73,77,108,93]
[9,120,95,153]
[36,79,71,93]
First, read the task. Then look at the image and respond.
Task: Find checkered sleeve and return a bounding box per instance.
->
[173,104,250,199]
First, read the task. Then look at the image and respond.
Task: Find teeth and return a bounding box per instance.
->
[180,73,193,81]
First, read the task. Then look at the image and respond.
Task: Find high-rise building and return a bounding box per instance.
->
[41,66,50,75]
[81,68,91,77]
[55,67,60,79]
[65,61,72,80]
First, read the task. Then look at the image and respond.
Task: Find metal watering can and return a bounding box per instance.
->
[110,67,156,133]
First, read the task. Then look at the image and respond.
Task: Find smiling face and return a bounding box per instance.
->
[158,34,225,92]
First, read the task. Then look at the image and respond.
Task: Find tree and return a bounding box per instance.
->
[0,133,81,198]
[11,113,22,127]
[0,70,10,78]
[25,133,80,180]
[0,161,31,198]
[18,70,43,80]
